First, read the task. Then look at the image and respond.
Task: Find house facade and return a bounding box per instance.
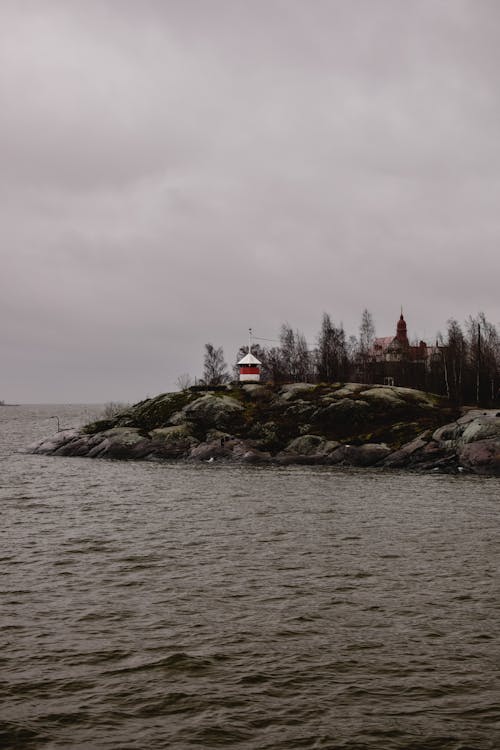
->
[367,312,443,390]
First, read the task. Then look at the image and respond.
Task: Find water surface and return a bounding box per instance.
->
[1,405,499,749]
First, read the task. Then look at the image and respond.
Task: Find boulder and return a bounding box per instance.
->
[283,399,316,421]
[458,439,500,475]
[277,435,342,464]
[96,427,148,459]
[150,424,197,444]
[432,414,500,448]
[331,384,366,398]
[285,434,340,456]
[343,443,391,466]
[392,387,439,407]
[115,391,193,431]
[325,446,347,464]
[359,387,407,409]
[182,394,243,430]
[188,440,233,461]
[315,398,371,425]
[457,408,500,425]
[231,441,271,463]
[279,383,316,401]
[249,421,279,450]
[432,422,462,445]
[54,435,95,457]
[166,410,187,426]
[407,440,456,470]
[384,433,430,467]
[30,429,80,455]
[460,417,500,444]
[87,437,112,458]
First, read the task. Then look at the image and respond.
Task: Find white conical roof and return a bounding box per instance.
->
[237,352,262,365]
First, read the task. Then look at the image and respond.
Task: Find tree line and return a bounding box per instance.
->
[189,310,500,406]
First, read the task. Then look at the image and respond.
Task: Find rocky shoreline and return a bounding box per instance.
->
[29,383,500,475]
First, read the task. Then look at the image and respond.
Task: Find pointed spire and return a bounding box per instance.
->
[396,308,409,345]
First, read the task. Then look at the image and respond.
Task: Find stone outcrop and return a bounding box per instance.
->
[382,409,500,475]
[28,384,500,475]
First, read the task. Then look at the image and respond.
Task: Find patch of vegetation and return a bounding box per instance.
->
[82,418,117,435]
[100,401,130,419]
[126,391,195,432]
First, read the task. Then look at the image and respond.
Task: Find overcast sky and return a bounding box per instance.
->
[1,0,499,402]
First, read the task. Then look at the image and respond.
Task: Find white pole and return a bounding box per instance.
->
[248,327,252,355]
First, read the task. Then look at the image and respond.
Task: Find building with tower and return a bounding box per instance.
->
[369,311,441,389]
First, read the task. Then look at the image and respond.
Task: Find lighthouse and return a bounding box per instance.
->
[237,329,262,383]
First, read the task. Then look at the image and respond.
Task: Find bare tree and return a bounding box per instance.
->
[264,346,287,384]
[316,313,349,382]
[444,318,466,403]
[100,402,129,418]
[279,324,313,382]
[203,343,230,385]
[175,373,193,391]
[465,313,500,404]
[359,308,375,355]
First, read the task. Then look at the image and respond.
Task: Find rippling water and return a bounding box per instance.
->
[1,404,499,749]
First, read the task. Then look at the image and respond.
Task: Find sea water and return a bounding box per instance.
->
[1,405,499,749]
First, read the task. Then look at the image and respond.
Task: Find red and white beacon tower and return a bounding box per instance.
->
[237,329,262,383]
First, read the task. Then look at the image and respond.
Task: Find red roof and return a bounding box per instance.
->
[372,337,393,351]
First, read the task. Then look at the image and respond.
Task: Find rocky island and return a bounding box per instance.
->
[29,383,500,475]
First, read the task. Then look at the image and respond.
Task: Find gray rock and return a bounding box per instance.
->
[188,440,232,461]
[182,394,243,430]
[343,443,391,466]
[53,435,94,457]
[166,410,188,426]
[432,422,462,444]
[408,441,456,469]
[279,383,316,401]
[315,398,371,424]
[433,414,500,448]
[284,434,323,455]
[457,408,500,425]
[391,387,438,407]
[30,429,80,455]
[102,427,145,445]
[331,387,360,398]
[325,446,347,464]
[461,417,500,445]
[359,387,406,409]
[284,400,316,421]
[150,424,198,446]
[252,421,279,448]
[95,427,148,459]
[285,434,340,456]
[241,384,267,398]
[384,433,429,468]
[87,438,111,458]
[458,439,500,475]
[231,440,271,463]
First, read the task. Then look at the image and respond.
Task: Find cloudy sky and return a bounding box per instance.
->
[1,0,499,402]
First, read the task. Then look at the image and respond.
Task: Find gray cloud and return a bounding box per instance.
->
[1,0,499,401]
